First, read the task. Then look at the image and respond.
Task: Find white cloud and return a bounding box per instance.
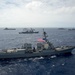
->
[0,0,75,27]
[0,0,75,14]
[44,6,75,15]
[25,1,42,10]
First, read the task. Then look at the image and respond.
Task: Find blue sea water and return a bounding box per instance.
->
[0,28,75,75]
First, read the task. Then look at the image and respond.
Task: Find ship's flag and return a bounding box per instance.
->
[37,38,45,42]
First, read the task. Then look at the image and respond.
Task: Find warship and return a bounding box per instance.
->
[4,28,16,30]
[19,28,39,34]
[0,29,75,59]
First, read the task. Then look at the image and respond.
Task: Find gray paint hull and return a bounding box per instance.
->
[0,47,74,59]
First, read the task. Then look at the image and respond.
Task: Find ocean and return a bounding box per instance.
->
[0,28,75,75]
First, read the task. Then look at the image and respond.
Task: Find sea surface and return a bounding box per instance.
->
[0,28,75,75]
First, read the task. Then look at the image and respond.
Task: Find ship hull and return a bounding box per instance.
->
[19,32,39,34]
[0,47,74,59]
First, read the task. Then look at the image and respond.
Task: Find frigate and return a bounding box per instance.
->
[19,28,39,34]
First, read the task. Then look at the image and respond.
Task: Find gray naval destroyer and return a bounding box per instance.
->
[0,29,75,59]
[19,28,39,34]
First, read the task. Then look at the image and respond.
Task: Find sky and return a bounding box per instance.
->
[0,0,75,28]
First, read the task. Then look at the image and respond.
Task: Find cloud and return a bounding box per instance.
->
[0,0,75,27]
[0,0,75,14]
[38,0,75,15]
[25,1,42,10]
[43,6,75,15]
